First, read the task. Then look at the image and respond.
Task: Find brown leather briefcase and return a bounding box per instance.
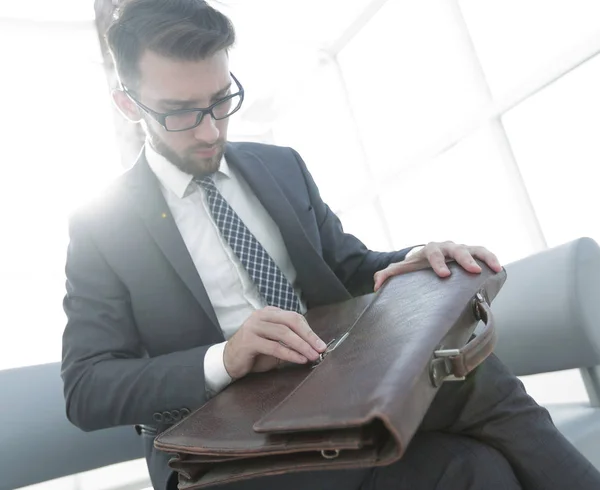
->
[155,261,507,489]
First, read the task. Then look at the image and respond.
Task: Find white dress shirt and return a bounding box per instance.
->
[145,143,306,395]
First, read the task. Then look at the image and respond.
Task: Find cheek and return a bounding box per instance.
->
[155,124,192,148]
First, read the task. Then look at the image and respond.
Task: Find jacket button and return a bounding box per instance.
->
[181,408,191,417]
[171,409,180,421]
[163,411,173,423]
[152,412,163,423]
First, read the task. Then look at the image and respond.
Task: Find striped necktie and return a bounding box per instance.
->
[196,176,301,312]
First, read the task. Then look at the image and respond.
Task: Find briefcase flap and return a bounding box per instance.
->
[253,264,505,436]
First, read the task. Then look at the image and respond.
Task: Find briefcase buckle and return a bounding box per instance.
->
[434,349,466,381]
[433,349,461,358]
[429,349,466,387]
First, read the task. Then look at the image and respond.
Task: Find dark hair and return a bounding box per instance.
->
[106,0,236,88]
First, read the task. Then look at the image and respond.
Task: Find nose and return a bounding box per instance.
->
[192,114,219,144]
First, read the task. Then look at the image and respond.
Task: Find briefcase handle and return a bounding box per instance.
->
[430,293,497,386]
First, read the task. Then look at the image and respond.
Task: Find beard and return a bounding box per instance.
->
[145,120,225,178]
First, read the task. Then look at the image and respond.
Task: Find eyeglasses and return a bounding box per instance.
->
[123,72,244,132]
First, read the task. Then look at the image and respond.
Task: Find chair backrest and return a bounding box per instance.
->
[491,237,600,377]
[0,362,144,490]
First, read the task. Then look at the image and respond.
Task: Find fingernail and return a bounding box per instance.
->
[317,339,327,350]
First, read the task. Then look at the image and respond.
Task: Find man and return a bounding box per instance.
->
[61,1,600,489]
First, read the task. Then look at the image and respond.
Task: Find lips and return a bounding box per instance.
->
[194,147,218,157]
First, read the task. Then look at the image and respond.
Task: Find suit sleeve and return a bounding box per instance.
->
[61,214,212,431]
[290,149,417,296]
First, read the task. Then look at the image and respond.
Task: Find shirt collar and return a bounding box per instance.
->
[145,141,231,199]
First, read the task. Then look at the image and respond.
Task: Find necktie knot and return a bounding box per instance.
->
[194,176,217,193]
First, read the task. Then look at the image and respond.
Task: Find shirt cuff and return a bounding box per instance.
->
[204,341,233,396]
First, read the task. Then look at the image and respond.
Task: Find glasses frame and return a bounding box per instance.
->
[123,72,244,132]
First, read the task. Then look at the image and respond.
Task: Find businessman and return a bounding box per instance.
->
[61,1,600,489]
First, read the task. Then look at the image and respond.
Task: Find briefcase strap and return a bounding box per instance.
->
[431,293,497,385]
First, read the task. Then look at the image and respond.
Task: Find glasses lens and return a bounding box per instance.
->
[212,94,243,120]
[165,111,201,131]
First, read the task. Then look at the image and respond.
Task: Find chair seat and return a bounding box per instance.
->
[0,363,144,490]
[546,403,600,469]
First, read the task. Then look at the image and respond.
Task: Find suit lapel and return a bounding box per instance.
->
[225,144,351,307]
[125,152,222,334]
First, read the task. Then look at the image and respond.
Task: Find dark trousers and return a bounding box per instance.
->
[169,355,600,490]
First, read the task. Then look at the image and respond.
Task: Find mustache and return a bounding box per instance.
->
[190,141,224,152]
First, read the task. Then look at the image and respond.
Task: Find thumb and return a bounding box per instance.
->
[373,271,387,292]
[373,265,398,292]
[374,261,417,291]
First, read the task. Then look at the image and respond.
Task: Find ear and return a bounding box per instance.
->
[111,89,142,122]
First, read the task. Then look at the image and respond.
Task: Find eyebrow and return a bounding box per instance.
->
[158,82,233,109]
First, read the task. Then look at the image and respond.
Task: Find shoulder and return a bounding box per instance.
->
[226,141,310,183]
[227,141,300,162]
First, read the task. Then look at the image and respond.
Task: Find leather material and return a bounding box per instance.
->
[450,300,497,378]
[155,262,506,489]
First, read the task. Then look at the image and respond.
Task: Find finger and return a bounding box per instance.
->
[373,270,387,292]
[258,338,309,365]
[449,245,482,273]
[425,247,451,277]
[280,312,328,353]
[470,247,503,272]
[373,263,407,291]
[257,311,324,357]
[251,355,281,373]
[270,322,321,361]
[263,305,282,312]
[374,259,434,291]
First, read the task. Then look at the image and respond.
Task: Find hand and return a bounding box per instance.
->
[373,241,503,292]
[223,306,328,379]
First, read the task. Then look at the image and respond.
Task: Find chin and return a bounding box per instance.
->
[187,156,221,177]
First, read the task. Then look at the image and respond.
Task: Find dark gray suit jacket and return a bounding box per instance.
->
[61,142,413,489]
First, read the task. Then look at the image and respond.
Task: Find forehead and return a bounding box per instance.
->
[137,50,230,101]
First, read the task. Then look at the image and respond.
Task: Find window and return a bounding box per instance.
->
[460,0,600,97]
[503,54,600,248]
